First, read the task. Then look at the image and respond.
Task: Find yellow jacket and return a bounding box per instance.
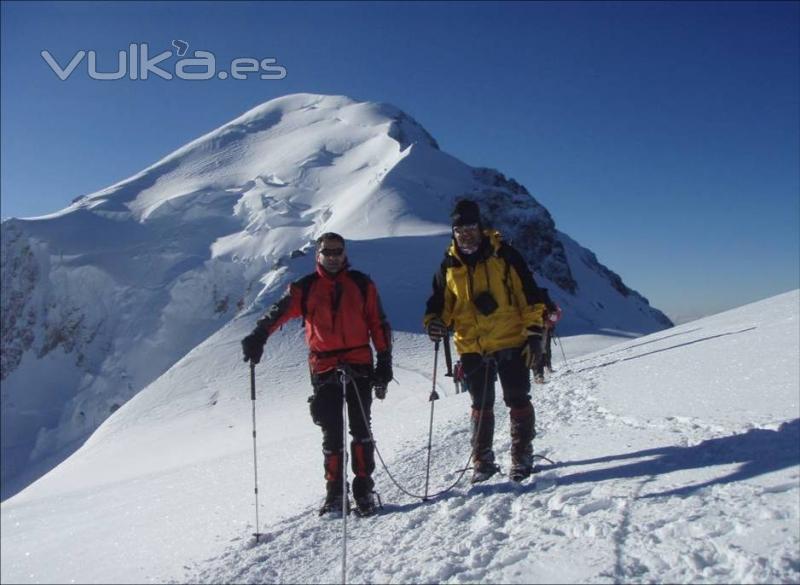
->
[424,230,545,355]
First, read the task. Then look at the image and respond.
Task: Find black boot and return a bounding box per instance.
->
[351,439,378,516]
[470,408,499,483]
[509,403,536,482]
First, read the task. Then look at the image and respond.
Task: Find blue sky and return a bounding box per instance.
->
[1,1,798,322]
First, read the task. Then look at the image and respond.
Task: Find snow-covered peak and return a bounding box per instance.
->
[67,93,442,240]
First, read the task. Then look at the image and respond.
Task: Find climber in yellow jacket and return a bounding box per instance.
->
[423,199,546,483]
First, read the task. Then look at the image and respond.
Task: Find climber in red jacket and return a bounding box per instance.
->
[241,232,392,517]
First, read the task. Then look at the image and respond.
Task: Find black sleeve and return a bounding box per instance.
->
[500,244,540,305]
[254,276,308,335]
[256,292,295,333]
[539,287,556,310]
[424,260,448,317]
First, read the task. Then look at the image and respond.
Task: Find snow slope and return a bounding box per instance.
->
[1,93,670,495]
[1,290,797,584]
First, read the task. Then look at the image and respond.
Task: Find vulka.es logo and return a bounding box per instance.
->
[41,42,287,81]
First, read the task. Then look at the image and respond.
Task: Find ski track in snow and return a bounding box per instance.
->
[183,329,800,585]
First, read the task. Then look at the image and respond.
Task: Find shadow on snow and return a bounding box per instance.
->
[535,418,799,498]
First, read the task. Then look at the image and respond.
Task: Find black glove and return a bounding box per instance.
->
[426,317,448,342]
[374,384,388,400]
[241,326,268,364]
[373,351,393,398]
[520,326,544,369]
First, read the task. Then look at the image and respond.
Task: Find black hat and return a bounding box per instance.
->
[451,200,482,227]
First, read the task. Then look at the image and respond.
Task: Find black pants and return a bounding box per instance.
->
[535,328,553,376]
[461,345,532,411]
[308,365,373,452]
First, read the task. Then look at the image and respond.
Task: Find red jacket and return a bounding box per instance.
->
[257,264,392,373]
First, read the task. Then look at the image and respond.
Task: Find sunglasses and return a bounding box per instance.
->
[319,248,345,257]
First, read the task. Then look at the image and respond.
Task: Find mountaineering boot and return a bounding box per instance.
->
[319,493,346,516]
[509,450,534,482]
[319,449,348,516]
[509,403,536,482]
[353,492,378,517]
[351,438,379,517]
[470,408,499,483]
[471,457,500,484]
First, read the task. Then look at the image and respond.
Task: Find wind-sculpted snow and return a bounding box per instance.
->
[1,93,670,496]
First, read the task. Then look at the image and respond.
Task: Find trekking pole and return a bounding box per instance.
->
[423,340,441,501]
[338,366,349,585]
[555,332,571,371]
[249,362,266,543]
[443,332,454,378]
